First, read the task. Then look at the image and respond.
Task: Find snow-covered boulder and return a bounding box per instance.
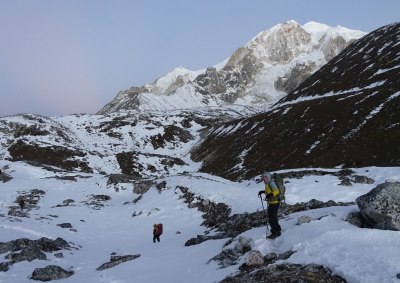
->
[356,182,400,231]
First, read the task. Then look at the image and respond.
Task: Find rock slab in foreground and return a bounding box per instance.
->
[356,182,400,231]
[31,265,74,281]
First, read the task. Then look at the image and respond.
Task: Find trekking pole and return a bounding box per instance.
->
[259,195,270,232]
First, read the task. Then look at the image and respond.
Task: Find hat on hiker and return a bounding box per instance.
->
[261,171,272,179]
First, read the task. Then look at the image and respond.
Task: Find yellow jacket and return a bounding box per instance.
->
[264,181,280,204]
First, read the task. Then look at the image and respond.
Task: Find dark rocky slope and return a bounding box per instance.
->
[192,22,400,180]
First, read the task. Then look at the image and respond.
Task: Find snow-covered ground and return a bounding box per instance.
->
[1,160,399,283]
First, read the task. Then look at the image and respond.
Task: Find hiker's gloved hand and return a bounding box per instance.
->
[266,193,273,200]
[258,190,264,197]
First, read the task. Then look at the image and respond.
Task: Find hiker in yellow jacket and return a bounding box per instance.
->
[258,171,282,239]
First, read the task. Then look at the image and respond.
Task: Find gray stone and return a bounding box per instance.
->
[298,215,314,225]
[31,265,74,281]
[11,245,46,263]
[353,175,375,184]
[356,182,400,231]
[96,254,141,271]
[57,223,73,229]
[0,262,11,272]
[346,211,365,228]
[244,250,264,266]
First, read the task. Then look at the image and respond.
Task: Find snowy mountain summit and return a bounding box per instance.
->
[98,20,365,114]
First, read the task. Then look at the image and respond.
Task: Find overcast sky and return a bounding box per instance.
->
[1,0,399,117]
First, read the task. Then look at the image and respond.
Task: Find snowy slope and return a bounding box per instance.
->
[1,160,400,283]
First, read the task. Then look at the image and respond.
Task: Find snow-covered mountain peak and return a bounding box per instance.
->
[246,20,311,64]
[98,20,366,114]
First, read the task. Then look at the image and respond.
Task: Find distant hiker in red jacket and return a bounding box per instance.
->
[153,223,163,243]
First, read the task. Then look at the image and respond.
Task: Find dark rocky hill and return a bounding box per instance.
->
[191,22,400,180]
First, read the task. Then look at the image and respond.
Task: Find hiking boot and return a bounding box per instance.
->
[266,231,281,239]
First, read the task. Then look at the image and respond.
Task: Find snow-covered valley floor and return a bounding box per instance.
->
[1,161,400,283]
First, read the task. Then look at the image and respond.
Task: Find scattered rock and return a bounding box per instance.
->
[0,171,12,183]
[96,254,141,271]
[31,265,74,281]
[83,194,111,210]
[244,250,264,266]
[9,245,46,263]
[57,223,73,229]
[0,262,11,272]
[352,175,375,184]
[0,237,71,268]
[339,176,352,186]
[209,236,252,268]
[185,198,354,246]
[298,215,314,225]
[133,181,154,194]
[221,263,346,283]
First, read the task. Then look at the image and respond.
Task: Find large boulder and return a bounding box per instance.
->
[356,182,400,231]
[31,265,74,281]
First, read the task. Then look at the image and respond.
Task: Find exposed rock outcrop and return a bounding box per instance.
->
[96,254,141,271]
[355,182,400,230]
[220,263,346,283]
[31,265,74,281]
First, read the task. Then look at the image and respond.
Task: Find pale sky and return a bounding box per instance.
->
[1,0,399,117]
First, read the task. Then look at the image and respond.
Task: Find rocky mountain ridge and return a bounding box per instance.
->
[98,20,365,114]
[191,22,400,180]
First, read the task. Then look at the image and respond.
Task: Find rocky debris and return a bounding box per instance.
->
[221,263,346,283]
[355,182,400,230]
[150,124,193,149]
[49,174,91,182]
[31,265,74,281]
[116,151,187,178]
[0,237,71,269]
[209,237,252,267]
[54,253,63,258]
[0,237,70,255]
[7,245,46,263]
[82,194,111,210]
[352,175,375,184]
[243,250,264,267]
[133,180,155,195]
[0,170,12,183]
[107,173,138,185]
[96,254,141,271]
[8,140,92,173]
[176,186,231,228]
[184,234,225,246]
[0,262,11,272]
[185,199,353,246]
[57,223,73,229]
[55,199,75,207]
[8,189,46,218]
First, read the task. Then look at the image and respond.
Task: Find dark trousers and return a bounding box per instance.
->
[267,203,281,234]
[153,235,160,243]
